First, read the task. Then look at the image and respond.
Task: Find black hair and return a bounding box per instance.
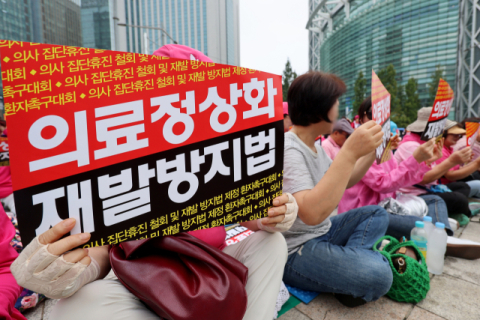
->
[358,96,372,123]
[287,71,346,126]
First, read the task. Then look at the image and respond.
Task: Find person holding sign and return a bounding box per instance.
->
[10,45,300,320]
[454,118,480,164]
[395,108,473,222]
[338,97,453,239]
[282,72,393,308]
[433,121,480,199]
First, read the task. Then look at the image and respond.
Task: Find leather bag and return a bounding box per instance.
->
[110,233,248,320]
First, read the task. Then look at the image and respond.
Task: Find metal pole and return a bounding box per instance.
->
[144,32,148,54]
[117,23,177,44]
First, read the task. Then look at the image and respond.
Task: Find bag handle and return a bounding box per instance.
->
[373,235,399,252]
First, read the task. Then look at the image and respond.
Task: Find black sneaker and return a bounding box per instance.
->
[334,293,367,308]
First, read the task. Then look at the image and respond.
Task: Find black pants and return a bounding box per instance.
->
[433,182,472,217]
[458,170,480,182]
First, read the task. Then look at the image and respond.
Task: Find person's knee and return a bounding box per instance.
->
[259,231,288,264]
[50,280,116,320]
[366,205,390,231]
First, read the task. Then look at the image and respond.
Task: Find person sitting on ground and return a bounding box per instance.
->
[283,102,292,133]
[395,108,473,226]
[282,71,393,308]
[321,118,354,160]
[453,118,480,166]
[338,96,456,240]
[11,44,299,320]
[433,121,480,199]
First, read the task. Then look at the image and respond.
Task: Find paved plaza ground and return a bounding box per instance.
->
[24,216,480,320]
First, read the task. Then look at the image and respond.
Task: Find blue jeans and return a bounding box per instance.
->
[386,194,453,239]
[466,180,480,198]
[283,206,393,302]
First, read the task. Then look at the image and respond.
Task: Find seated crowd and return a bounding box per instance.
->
[2,45,480,320]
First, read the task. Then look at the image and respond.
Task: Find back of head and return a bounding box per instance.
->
[153,44,212,63]
[358,96,372,122]
[287,71,346,126]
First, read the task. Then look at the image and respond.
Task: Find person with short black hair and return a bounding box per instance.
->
[282,71,393,307]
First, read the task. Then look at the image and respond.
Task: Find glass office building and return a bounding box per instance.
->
[308,0,459,115]
[117,0,240,65]
[81,0,112,50]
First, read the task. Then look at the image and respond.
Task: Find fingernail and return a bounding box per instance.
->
[62,218,75,227]
[273,200,279,206]
[79,233,91,241]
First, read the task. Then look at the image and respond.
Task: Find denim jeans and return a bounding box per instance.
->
[283,206,393,302]
[466,180,480,198]
[386,194,453,239]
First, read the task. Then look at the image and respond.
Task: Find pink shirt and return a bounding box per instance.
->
[188,227,227,251]
[454,136,480,161]
[338,153,429,214]
[394,139,437,195]
[434,145,459,184]
[322,136,341,160]
[0,129,12,199]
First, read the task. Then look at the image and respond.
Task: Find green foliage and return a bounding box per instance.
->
[428,66,444,107]
[353,71,367,116]
[396,78,421,128]
[282,59,297,101]
[378,64,400,117]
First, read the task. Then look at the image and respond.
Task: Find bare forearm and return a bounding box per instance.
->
[444,162,479,181]
[347,152,375,188]
[88,245,111,280]
[421,160,456,184]
[294,149,356,225]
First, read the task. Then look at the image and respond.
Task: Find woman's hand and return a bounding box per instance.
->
[389,133,401,150]
[10,218,101,299]
[342,121,383,162]
[257,193,298,233]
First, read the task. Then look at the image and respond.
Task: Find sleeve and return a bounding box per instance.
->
[283,147,315,195]
[362,155,429,193]
[394,142,416,164]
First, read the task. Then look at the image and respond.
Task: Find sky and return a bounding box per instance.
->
[239,0,309,77]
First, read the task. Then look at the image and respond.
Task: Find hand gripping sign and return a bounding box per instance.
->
[421,79,454,141]
[466,121,480,147]
[0,137,9,166]
[0,40,284,248]
[371,70,392,164]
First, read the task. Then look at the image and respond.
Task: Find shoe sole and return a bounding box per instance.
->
[446,244,480,260]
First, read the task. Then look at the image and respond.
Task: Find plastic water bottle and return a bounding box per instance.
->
[423,216,434,239]
[427,222,448,275]
[411,221,428,260]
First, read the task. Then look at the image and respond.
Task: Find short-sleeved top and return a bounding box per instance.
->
[282,132,333,255]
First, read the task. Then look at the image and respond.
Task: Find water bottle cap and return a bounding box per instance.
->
[423,216,432,222]
[435,222,445,229]
[415,221,424,228]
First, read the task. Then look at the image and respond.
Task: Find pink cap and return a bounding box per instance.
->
[354,115,359,119]
[153,44,212,63]
[283,102,289,115]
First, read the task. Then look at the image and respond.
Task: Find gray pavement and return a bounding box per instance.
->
[24,218,480,320]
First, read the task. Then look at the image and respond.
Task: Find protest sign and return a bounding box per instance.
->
[466,121,480,147]
[371,70,391,164]
[0,40,284,248]
[0,137,9,166]
[421,79,453,141]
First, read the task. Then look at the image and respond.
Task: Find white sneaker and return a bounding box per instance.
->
[448,218,459,232]
[446,236,480,260]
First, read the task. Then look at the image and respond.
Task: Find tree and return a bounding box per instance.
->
[396,78,421,128]
[282,58,297,101]
[378,64,401,122]
[428,65,444,107]
[353,71,367,116]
